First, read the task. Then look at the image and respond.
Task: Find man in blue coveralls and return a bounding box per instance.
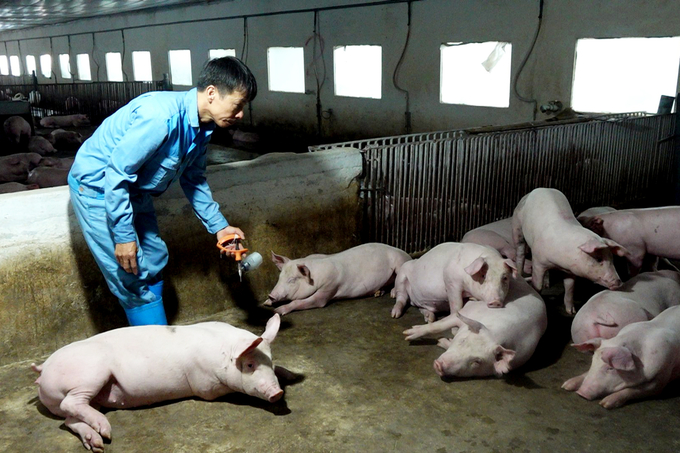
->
[68,56,256,326]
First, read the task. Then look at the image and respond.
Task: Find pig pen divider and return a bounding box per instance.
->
[310,113,677,254]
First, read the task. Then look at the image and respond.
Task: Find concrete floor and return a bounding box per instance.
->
[3,287,680,453]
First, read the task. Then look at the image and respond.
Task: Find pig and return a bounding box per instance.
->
[403,276,547,378]
[31,314,284,452]
[578,206,680,276]
[461,217,532,274]
[47,128,83,148]
[562,305,680,409]
[28,135,57,155]
[3,115,31,146]
[265,243,412,316]
[391,242,517,323]
[571,270,680,344]
[576,206,616,222]
[0,152,42,183]
[38,156,75,170]
[0,182,39,193]
[40,113,90,128]
[26,166,69,188]
[512,188,629,314]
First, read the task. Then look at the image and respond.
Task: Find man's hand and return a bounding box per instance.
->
[216,226,246,258]
[115,241,138,274]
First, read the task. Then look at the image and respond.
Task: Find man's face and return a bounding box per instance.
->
[207,87,247,128]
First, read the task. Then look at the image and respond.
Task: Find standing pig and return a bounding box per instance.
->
[32,314,284,452]
[461,217,532,274]
[579,206,680,276]
[40,113,90,128]
[562,305,680,409]
[265,243,411,315]
[26,166,69,187]
[28,135,57,155]
[403,276,547,378]
[391,242,517,322]
[512,188,628,314]
[571,270,680,344]
[3,115,31,146]
[0,152,42,183]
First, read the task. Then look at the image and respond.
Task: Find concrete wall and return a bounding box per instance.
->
[0,148,363,366]
[1,0,678,140]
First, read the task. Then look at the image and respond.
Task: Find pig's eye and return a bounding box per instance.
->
[287,277,297,284]
[470,360,480,368]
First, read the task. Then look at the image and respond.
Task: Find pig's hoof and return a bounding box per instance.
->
[274,306,290,316]
[374,290,385,297]
[263,299,273,306]
[390,288,397,298]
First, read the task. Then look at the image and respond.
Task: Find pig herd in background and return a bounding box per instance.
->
[0,114,89,193]
[31,186,680,451]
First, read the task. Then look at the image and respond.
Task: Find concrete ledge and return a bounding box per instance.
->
[0,147,362,365]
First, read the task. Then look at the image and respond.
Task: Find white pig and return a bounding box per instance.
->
[461,217,532,274]
[512,188,628,314]
[563,305,680,409]
[403,276,547,377]
[391,242,517,322]
[571,270,680,344]
[265,243,412,315]
[32,315,284,452]
[28,135,57,155]
[40,113,90,128]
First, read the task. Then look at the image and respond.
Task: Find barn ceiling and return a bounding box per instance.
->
[0,0,223,32]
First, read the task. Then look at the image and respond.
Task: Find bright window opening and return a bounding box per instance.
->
[333,45,382,99]
[77,54,91,81]
[59,54,72,79]
[267,47,305,93]
[440,41,512,108]
[572,37,680,114]
[132,51,153,82]
[105,52,123,82]
[169,49,192,86]
[9,56,21,76]
[0,56,8,75]
[209,49,236,59]
[40,54,52,78]
[25,55,36,76]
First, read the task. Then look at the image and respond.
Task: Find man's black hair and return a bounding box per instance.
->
[196,56,257,102]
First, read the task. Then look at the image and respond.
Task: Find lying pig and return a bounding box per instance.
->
[579,206,680,276]
[461,217,532,274]
[0,182,39,193]
[3,115,31,145]
[26,166,69,188]
[576,206,616,222]
[266,243,411,315]
[40,113,90,128]
[563,305,680,409]
[47,128,83,148]
[512,188,628,314]
[403,276,547,378]
[32,314,284,452]
[391,242,517,322]
[571,270,680,344]
[28,135,57,155]
[38,156,75,170]
[0,152,42,183]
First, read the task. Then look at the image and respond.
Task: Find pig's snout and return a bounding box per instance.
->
[433,359,445,377]
[268,388,284,403]
[606,278,623,290]
[486,299,503,308]
[575,388,597,401]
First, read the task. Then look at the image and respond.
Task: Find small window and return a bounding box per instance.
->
[59,54,72,79]
[209,49,236,59]
[572,37,680,114]
[40,54,52,78]
[105,52,123,82]
[0,55,8,75]
[440,41,512,108]
[132,51,153,82]
[9,56,21,76]
[25,55,36,76]
[267,47,305,93]
[77,54,91,81]
[169,49,192,86]
[333,45,382,99]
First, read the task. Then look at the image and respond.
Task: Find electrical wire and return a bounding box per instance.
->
[121,29,128,82]
[92,33,100,81]
[392,1,412,134]
[513,0,544,120]
[305,10,327,136]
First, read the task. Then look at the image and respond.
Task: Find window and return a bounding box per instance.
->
[209,48,236,59]
[169,49,192,86]
[59,54,72,79]
[40,54,52,78]
[77,54,91,81]
[132,51,153,81]
[333,45,382,99]
[9,55,21,76]
[440,41,512,108]
[105,52,123,81]
[0,55,8,75]
[267,47,305,93]
[25,55,36,76]
[572,37,680,114]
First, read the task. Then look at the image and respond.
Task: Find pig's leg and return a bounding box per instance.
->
[600,380,665,409]
[418,308,436,323]
[561,372,587,391]
[274,291,333,315]
[391,273,411,318]
[563,276,576,315]
[512,220,527,277]
[443,275,464,314]
[403,314,459,340]
[65,416,106,453]
[437,338,453,349]
[531,263,547,292]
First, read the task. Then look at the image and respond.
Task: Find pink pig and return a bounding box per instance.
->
[512,188,628,314]
[571,270,680,344]
[461,217,532,274]
[391,242,517,322]
[32,315,284,452]
[39,113,90,128]
[563,305,680,409]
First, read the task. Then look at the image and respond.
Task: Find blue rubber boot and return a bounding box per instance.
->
[149,280,164,300]
[124,298,168,326]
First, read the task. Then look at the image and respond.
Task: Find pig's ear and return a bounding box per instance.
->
[578,239,608,255]
[572,338,602,353]
[493,345,516,376]
[261,314,281,343]
[601,238,631,258]
[456,312,485,334]
[594,312,618,327]
[586,217,605,235]
[235,337,263,359]
[271,251,289,270]
[601,346,636,371]
[464,257,488,280]
[504,259,518,279]
[297,264,314,285]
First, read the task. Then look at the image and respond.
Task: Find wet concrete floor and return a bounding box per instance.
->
[2,287,680,452]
